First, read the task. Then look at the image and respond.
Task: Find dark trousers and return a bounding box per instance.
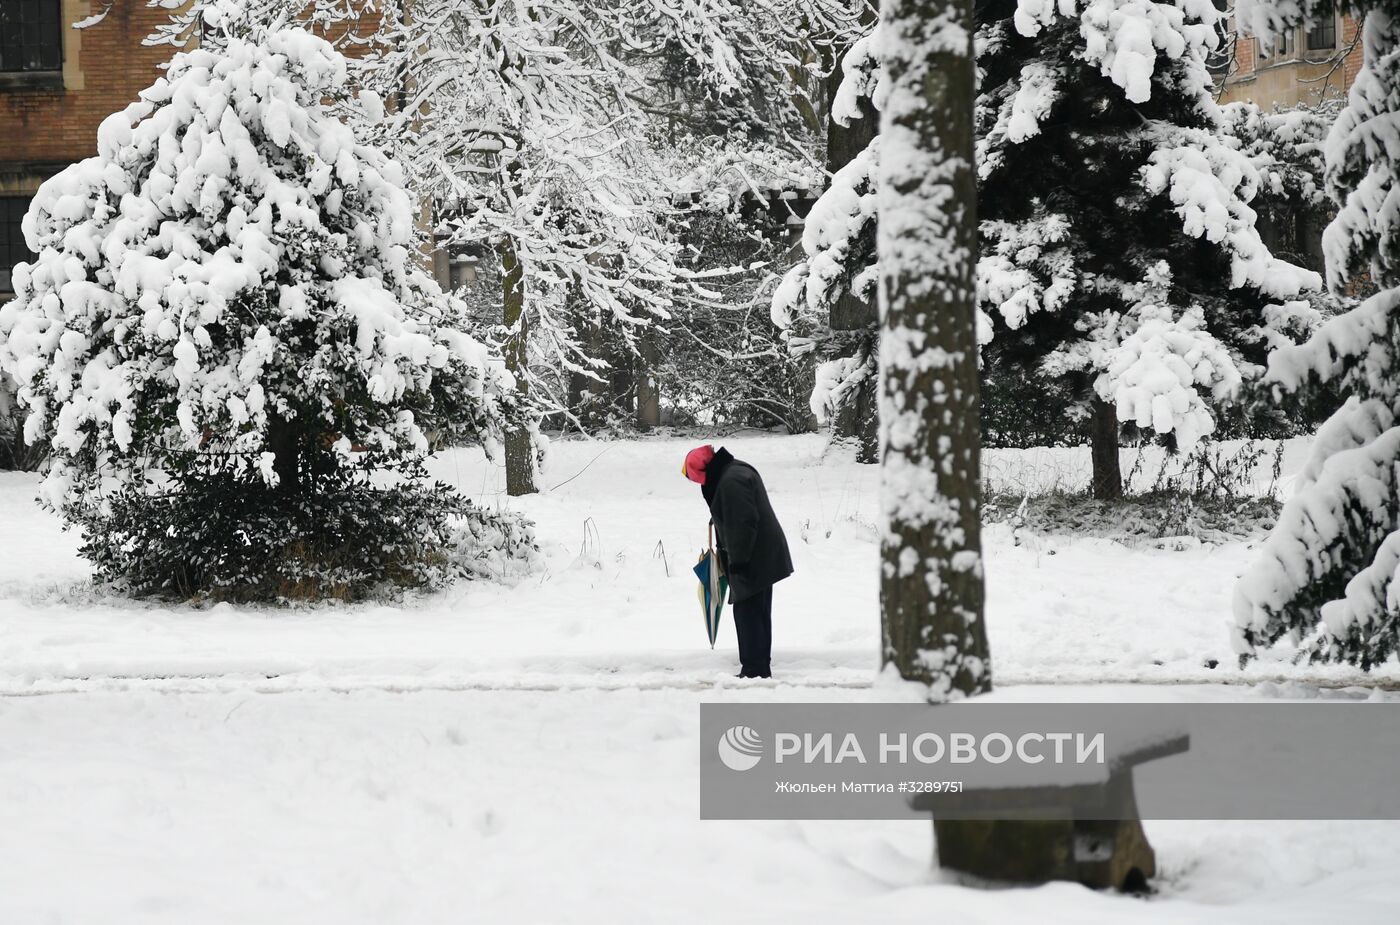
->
[733,586,773,678]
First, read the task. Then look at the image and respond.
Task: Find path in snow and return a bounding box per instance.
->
[1,434,1392,693]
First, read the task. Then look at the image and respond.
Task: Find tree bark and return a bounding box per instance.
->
[824,25,879,196]
[853,370,879,464]
[876,0,990,699]
[1090,398,1123,501]
[500,236,537,496]
[826,7,882,461]
[267,414,301,491]
[636,335,661,429]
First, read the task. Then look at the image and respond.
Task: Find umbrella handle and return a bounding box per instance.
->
[708,520,721,577]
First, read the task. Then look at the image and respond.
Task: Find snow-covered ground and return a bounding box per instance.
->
[1,434,1384,693]
[2,434,1398,922]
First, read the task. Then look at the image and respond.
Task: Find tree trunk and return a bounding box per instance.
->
[500,236,537,496]
[267,415,301,491]
[1090,398,1123,501]
[876,0,990,699]
[853,370,879,464]
[824,25,879,194]
[826,8,882,460]
[827,362,880,463]
[636,335,661,429]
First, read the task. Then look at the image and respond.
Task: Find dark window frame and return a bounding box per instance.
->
[0,0,65,91]
[1,196,37,295]
[1258,28,1298,62]
[1206,0,1235,81]
[1307,8,1338,51]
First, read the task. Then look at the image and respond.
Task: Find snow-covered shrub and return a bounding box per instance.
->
[1234,2,1400,669]
[449,502,539,583]
[83,477,536,602]
[0,28,529,600]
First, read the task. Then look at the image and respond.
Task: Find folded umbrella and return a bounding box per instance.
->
[693,523,728,648]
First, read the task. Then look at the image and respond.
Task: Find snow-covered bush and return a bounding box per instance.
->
[0,28,529,600]
[1234,2,1400,669]
[83,479,537,602]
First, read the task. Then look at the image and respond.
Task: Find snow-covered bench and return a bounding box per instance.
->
[912,730,1189,892]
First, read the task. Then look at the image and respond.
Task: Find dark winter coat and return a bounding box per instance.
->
[702,448,793,603]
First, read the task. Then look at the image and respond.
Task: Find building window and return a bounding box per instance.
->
[1307,7,1337,50]
[1,197,37,294]
[1207,1,1236,80]
[0,1,64,75]
[1258,29,1297,62]
[449,253,482,290]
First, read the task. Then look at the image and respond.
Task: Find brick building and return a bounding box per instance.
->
[1,1,182,296]
[1214,4,1365,109]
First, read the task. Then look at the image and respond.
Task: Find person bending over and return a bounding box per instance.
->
[682,445,793,679]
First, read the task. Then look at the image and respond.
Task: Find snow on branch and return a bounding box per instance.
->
[1141,131,1323,298]
[1013,0,1224,104]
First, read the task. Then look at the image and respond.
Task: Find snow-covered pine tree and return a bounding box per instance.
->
[1234,0,1400,669]
[0,25,529,600]
[976,0,1323,498]
[786,2,1324,490]
[877,0,990,698]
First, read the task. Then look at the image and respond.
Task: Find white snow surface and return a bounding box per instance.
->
[0,433,1391,690]
[3,434,1400,921]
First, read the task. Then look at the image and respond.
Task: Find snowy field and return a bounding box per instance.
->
[3,433,1399,922]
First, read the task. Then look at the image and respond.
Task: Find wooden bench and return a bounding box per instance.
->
[912,733,1189,892]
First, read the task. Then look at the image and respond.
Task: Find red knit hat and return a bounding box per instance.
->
[682,445,715,485]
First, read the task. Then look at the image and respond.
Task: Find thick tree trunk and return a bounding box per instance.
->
[1090,398,1123,501]
[876,0,990,699]
[500,236,537,496]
